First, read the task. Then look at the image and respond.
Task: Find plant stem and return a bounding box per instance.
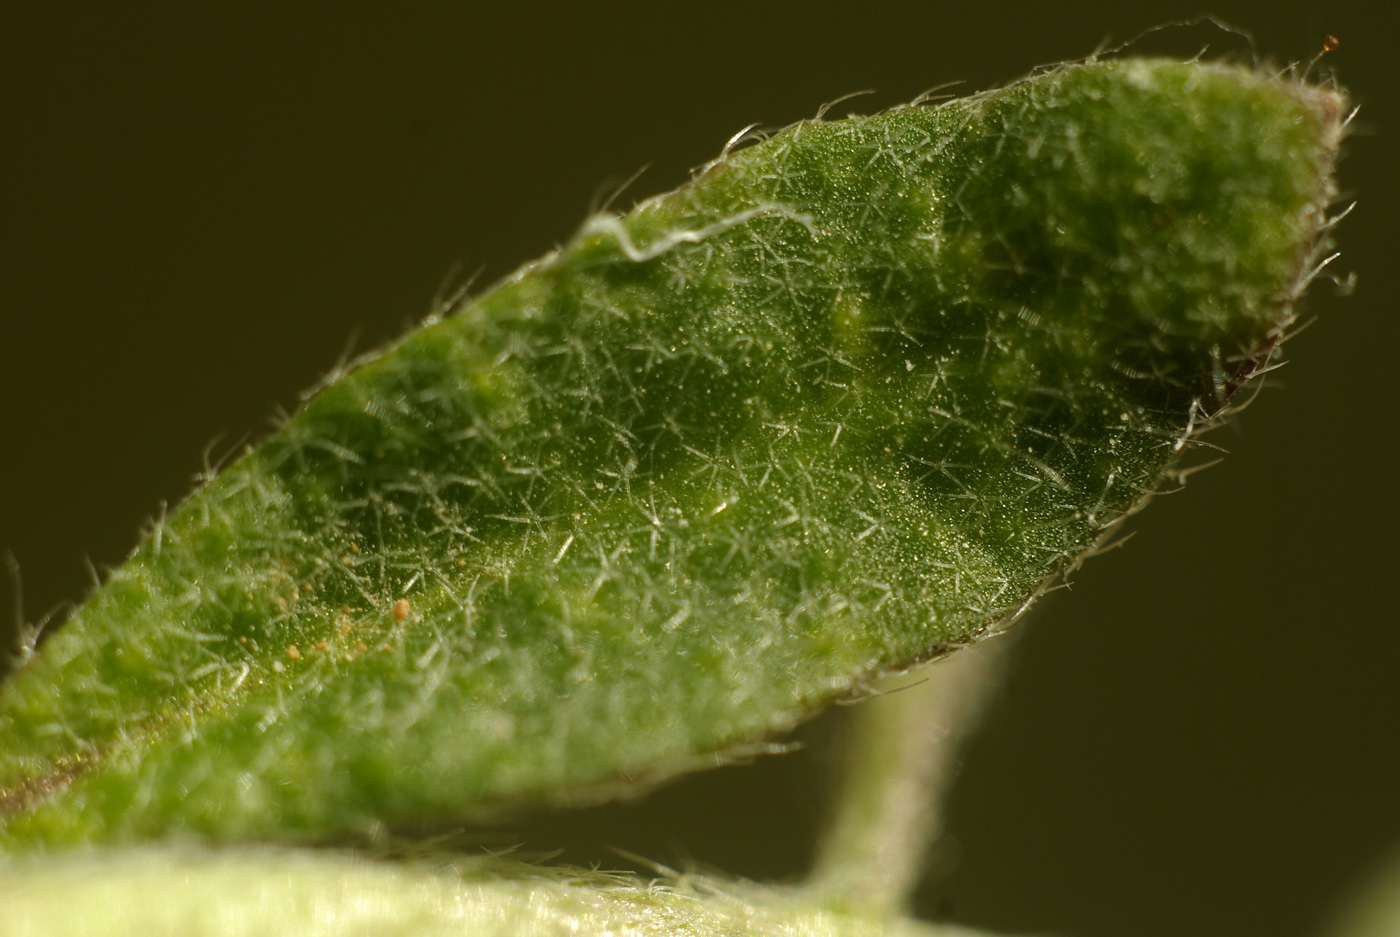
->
[807,635,1013,917]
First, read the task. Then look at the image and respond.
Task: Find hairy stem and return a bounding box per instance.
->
[809,636,1013,916]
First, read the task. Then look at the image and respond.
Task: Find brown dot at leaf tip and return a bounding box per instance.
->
[1323,35,1341,51]
[286,645,302,660]
[393,599,411,622]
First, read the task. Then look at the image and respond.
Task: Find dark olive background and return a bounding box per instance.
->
[2,3,1396,936]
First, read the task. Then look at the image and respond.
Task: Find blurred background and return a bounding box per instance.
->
[2,3,1396,935]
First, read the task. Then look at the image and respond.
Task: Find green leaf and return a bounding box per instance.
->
[0,847,1006,937]
[0,58,1345,849]
[1327,844,1400,937]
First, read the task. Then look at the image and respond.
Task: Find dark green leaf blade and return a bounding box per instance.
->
[0,59,1345,848]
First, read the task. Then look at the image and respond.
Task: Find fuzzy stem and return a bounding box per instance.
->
[808,636,1013,916]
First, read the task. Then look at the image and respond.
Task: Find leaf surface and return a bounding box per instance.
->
[0,59,1345,848]
[0,848,1006,937]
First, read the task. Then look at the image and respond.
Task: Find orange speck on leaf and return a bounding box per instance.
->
[285,645,302,660]
[393,598,411,622]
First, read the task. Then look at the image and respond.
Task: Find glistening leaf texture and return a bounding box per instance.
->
[0,59,1344,848]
